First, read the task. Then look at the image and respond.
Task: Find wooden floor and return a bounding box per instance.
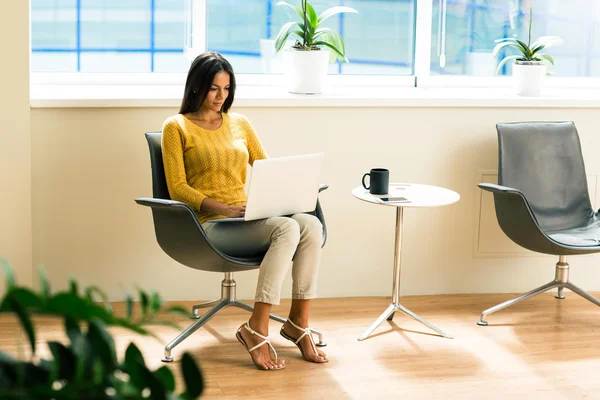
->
[3,293,600,399]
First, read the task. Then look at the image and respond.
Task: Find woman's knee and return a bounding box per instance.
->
[292,214,323,239]
[270,217,301,244]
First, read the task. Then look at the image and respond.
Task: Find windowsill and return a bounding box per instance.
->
[29,84,600,108]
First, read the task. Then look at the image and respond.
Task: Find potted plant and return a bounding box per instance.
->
[274,0,358,94]
[0,260,204,399]
[493,8,563,96]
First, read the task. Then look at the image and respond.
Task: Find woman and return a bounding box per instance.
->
[161,52,328,370]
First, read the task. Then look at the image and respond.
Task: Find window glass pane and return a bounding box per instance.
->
[207,0,415,75]
[31,0,415,75]
[431,0,600,77]
[32,0,186,72]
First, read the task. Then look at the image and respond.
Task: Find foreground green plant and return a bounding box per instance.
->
[0,259,203,400]
[493,8,562,74]
[274,0,358,62]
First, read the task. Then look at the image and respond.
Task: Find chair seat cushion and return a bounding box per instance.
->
[549,222,600,247]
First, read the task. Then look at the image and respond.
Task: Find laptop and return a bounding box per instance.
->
[207,153,325,223]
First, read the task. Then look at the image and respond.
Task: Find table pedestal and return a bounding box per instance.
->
[357,207,454,341]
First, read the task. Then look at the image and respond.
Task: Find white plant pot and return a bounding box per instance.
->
[283,49,329,94]
[513,61,546,97]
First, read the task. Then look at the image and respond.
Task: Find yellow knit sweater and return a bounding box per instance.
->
[161,112,268,223]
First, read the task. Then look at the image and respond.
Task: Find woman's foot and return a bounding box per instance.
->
[236,322,285,370]
[281,319,328,363]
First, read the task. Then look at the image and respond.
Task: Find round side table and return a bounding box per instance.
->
[352,183,460,341]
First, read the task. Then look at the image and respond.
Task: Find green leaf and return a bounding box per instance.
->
[137,362,167,400]
[65,316,82,344]
[318,6,358,24]
[539,54,556,74]
[1,259,16,290]
[530,44,545,57]
[276,1,304,21]
[126,293,133,320]
[495,55,520,74]
[37,265,51,299]
[492,41,524,58]
[312,41,345,63]
[181,353,204,399]
[46,293,93,320]
[539,54,555,66]
[274,21,300,52]
[7,295,35,354]
[48,341,76,380]
[124,343,146,389]
[515,39,532,57]
[149,290,162,316]
[87,319,117,371]
[154,366,175,392]
[321,30,346,60]
[9,288,44,310]
[85,285,112,312]
[139,289,149,320]
[69,277,78,295]
[304,1,319,32]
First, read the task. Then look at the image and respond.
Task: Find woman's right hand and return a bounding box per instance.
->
[223,204,246,218]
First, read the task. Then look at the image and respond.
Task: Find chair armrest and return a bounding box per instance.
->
[477,183,561,253]
[135,197,194,211]
[319,184,329,193]
[478,183,522,194]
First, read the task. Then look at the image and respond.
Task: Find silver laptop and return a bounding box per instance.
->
[207,153,325,223]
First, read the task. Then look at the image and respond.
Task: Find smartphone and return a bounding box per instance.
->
[377,196,410,203]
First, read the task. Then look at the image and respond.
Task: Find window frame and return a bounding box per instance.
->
[29,0,600,93]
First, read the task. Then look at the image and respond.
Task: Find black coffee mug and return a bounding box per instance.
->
[362,168,389,195]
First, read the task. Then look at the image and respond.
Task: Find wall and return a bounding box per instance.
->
[0,0,32,293]
[30,106,600,301]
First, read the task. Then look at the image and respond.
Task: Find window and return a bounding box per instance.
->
[430,0,600,77]
[30,0,600,81]
[32,0,416,75]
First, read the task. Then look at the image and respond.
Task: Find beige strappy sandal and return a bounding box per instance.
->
[235,322,285,370]
[280,319,328,363]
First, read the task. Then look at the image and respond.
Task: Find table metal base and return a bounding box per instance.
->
[357,207,454,341]
[358,302,454,341]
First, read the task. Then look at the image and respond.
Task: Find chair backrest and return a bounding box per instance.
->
[145,132,171,200]
[497,121,594,231]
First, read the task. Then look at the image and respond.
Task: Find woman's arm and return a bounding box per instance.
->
[162,120,245,218]
[162,121,207,211]
[241,116,268,165]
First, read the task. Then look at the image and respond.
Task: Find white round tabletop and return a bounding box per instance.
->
[352,183,460,208]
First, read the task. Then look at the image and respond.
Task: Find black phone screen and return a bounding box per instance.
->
[379,196,409,202]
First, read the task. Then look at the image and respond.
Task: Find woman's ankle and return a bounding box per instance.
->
[247,317,269,335]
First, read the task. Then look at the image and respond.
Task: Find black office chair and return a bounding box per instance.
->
[477,121,600,325]
[135,132,328,362]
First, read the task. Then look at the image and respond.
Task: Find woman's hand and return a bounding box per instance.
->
[200,198,246,217]
[224,204,246,218]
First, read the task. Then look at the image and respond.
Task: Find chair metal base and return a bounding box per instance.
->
[162,272,326,362]
[477,255,600,326]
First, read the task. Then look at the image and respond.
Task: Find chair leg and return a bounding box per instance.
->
[565,282,600,308]
[162,300,229,362]
[555,287,566,299]
[191,299,221,319]
[231,300,327,347]
[477,280,560,326]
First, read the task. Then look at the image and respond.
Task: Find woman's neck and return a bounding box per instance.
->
[189,108,221,122]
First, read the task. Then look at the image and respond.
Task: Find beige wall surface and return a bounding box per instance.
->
[0,0,32,293]
[29,106,600,301]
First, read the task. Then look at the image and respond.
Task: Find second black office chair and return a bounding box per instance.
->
[478,121,600,325]
[135,132,328,361]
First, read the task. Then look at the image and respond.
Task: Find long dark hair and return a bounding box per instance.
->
[179,52,236,115]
